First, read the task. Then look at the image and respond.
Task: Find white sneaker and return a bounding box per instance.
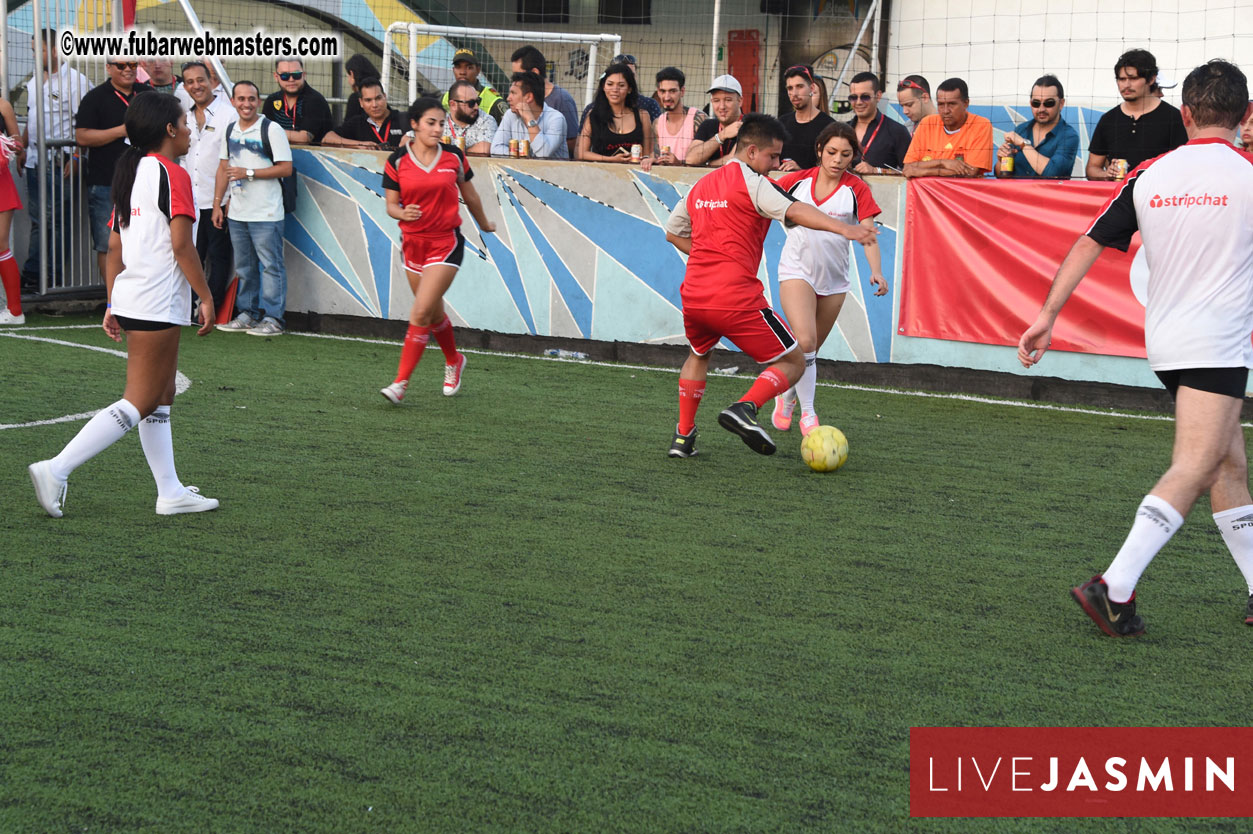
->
[248,320,283,337]
[155,486,219,515]
[443,353,466,396]
[28,459,67,518]
[380,380,407,404]
[217,314,256,332]
[0,309,26,325]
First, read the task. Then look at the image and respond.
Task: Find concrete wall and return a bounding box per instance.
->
[284,149,1159,392]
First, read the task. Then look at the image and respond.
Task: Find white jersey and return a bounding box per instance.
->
[1087,138,1253,371]
[776,168,880,295]
[109,154,197,325]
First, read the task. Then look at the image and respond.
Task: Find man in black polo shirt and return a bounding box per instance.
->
[846,71,911,174]
[74,58,151,280]
[262,57,333,145]
[1086,48,1187,180]
[321,78,404,150]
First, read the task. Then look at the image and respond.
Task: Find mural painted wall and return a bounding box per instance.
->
[285,150,1159,391]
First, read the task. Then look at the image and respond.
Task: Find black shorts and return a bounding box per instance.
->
[1154,367,1249,400]
[113,314,178,332]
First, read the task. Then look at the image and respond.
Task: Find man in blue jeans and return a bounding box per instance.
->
[212,81,292,337]
[75,59,151,282]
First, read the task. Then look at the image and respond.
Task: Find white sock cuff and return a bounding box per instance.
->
[113,398,141,430]
[1141,494,1184,530]
[144,405,171,423]
[803,350,817,365]
[1213,504,1253,525]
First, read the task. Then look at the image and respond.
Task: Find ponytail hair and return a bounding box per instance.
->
[111,91,184,229]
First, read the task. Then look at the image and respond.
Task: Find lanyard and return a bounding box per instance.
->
[282,95,297,126]
[369,116,391,144]
[113,88,132,109]
[860,114,884,156]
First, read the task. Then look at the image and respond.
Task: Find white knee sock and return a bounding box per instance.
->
[49,398,141,480]
[1213,505,1253,595]
[1103,494,1185,602]
[139,405,184,499]
[796,351,818,416]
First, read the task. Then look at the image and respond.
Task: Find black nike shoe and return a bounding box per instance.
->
[1245,594,1253,626]
[717,401,776,455]
[668,425,699,458]
[1071,575,1146,637]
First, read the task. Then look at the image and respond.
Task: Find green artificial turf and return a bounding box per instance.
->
[2,315,1251,833]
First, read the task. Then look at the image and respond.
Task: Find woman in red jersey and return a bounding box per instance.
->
[29,92,217,518]
[771,122,887,436]
[380,96,495,404]
[0,96,26,325]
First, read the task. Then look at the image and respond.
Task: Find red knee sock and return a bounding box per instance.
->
[0,249,21,316]
[395,324,430,383]
[678,379,705,434]
[740,367,790,408]
[430,314,459,363]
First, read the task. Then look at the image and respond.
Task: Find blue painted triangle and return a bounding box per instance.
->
[633,170,683,211]
[485,173,537,334]
[285,217,373,313]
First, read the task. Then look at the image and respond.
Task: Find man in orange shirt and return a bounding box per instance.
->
[903,77,994,177]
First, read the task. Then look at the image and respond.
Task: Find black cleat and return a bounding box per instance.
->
[717,401,776,455]
[668,425,699,458]
[1245,594,1253,626]
[1071,575,1145,637]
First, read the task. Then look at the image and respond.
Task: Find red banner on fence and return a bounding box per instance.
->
[911,727,1253,817]
[900,179,1147,358]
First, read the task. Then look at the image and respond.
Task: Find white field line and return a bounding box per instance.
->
[0,331,191,430]
[288,330,1197,426]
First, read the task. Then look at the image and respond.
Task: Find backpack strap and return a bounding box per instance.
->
[259,117,275,163]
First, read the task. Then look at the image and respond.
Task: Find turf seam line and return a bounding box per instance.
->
[286,331,1191,425]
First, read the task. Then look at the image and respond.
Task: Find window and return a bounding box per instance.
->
[517,0,569,24]
[599,0,651,25]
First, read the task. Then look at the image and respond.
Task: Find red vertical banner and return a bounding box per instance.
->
[899,179,1147,358]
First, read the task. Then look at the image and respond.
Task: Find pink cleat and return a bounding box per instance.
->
[772,393,795,431]
[799,413,820,437]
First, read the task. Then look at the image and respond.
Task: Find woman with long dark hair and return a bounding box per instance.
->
[29,92,218,517]
[380,97,495,404]
[576,63,653,170]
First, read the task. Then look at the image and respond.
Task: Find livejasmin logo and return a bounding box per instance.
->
[1148,192,1229,208]
[910,727,1253,817]
[927,754,1235,793]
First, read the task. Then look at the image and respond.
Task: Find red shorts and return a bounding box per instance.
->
[684,306,797,364]
[402,228,465,274]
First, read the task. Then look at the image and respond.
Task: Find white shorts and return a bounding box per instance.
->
[778,270,849,298]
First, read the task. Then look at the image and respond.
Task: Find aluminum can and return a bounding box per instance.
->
[661,145,671,158]
[441,132,451,145]
[520,139,530,157]
[999,154,1014,173]
[457,134,466,151]
[630,143,643,162]
[509,139,520,158]
[1110,158,1128,180]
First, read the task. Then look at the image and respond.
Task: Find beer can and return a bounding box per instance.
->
[509,139,520,158]
[661,145,671,158]
[630,143,643,162]
[999,154,1014,173]
[457,134,466,151]
[1110,158,1128,180]
[520,139,530,157]
[441,132,451,145]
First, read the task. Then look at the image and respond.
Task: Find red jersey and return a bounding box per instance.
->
[382,143,472,237]
[664,159,795,310]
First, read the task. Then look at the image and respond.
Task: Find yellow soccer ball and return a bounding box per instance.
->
[800,425,849,472]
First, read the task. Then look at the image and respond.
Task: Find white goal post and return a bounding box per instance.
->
[381,22,623,111]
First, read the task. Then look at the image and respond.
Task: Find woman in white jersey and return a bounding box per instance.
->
[29,92,218,517]
[772,121,887,436]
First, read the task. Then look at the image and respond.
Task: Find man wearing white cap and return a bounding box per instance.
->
[686,74,744,167]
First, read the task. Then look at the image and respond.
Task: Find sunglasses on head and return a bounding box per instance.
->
[786,64,815,83]
[1030,98,1058,108]
[897,79,925,93]
[451,97,481,107]
[112,61,138,70]
[278,71,304,81]
[848,93,875,103]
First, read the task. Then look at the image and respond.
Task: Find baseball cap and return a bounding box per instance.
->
[1156,71,1177,89]
[708,74,742,96]
[452,48,479,66]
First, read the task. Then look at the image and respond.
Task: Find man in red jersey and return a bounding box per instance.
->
[664,113,878,457]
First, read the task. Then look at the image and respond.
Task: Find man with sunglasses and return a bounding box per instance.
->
[323,78,405,150]
[442,80,497,154]
[262,58,333,145]
[895,75,935,135]
[902,77,993,178]
[777,64,833,171]
[995,75,1079,179]
[845,71,911,175]
[75,57,152,281]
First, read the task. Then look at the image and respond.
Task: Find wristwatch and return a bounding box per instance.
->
[246,168,255,181]
[527,117,539,128]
